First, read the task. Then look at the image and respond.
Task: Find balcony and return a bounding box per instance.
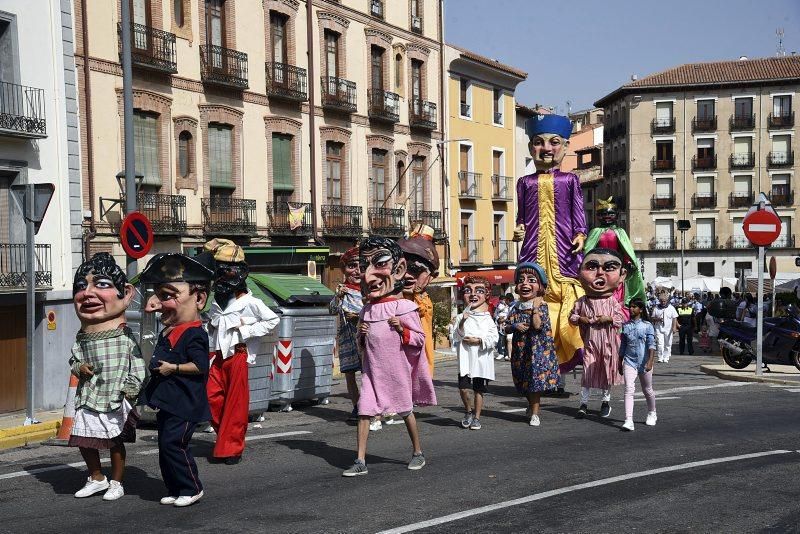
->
[267,201,313,237]
[459,239,482,265]
[729,152,755,169]
[408,210,444,241]
[201,197,257,235]
[649,237,677,250]
[691,193,717,210]
[321,204,362,238]
[768,151,794,168]
[768,112,794,129]
[321,76,357,113]
[0,244,52,291]
[200,44,249,90]
[651,157,675,172]
[651,117,675,135]
[368,88,400,123]
[692,116,717,132]
[492,239,515,264]
[368,207,405,238]
[773,235,795,248]
[118,23,177,74]
[730,114,755,131]
[0,82,46,138]
[729,192,754,209]
[690,236,719,250]
[768,190,794,207]
[136,192,187,234]
[265,62,307,102]
[409,99,436,130]
[370,0,384,18]
[490,175,513,201]
[692,154,717,171]
[728,236,750,249]
[458,171,481,199]
[411,15,423,34]
[651,194,675,211]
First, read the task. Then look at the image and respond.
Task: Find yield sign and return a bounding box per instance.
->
[743,209,781,247]
[119,211,154,259]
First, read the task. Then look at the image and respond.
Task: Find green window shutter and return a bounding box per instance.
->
[272,133,293,192]
[209,124,234,188]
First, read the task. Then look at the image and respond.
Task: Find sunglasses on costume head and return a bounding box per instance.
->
[582,260,622,272]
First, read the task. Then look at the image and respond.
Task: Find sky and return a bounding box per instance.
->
[444,0,800,113]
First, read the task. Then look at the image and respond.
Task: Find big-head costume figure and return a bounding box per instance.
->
[398,224,439,376]
[204,238,279,465]
[514,114,586,373]
[569,248,627,419]
[583,197,645,319]
[342,236,436,477]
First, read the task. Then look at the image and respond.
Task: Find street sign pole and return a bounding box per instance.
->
[25,183,36,424]
[756,245,765,376]
[121,0,137,281]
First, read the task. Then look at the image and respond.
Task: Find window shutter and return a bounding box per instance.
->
[272,134,293,192]
[209,124,234,188]
[134,111,161,186]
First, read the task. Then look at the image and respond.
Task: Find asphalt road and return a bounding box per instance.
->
[1,353,800,534]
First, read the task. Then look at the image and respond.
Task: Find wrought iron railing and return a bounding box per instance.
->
[459,239,482,265]
[458,171,481,198]
[201,197,257,235]
[692,154,717,171]
[136,192,186,234]
[0,82,46,138]
[651,117,675,134]
[368,207,405,238]
[490,175,513,201]
[322,204,363,238]
[267,201,313,236]
[265,62,308,102]
[492,239,515,264]
[768,112,794,129]
[0,244,52,290]
[200,44,249,89]
[730,114,755,130]
[728,192,754,208]
[649,237,676,250]
[730,152,755,169]
[409,99,436,129]
[691,193,717,210]
[321,76,357,112]
[692,116,717,132]
[118,22,177,74]
[773,234,795,248]
[768,151,794,167]
[690,236,719,249]
[408,210,444,240]
[728,236,750,249]
[651,157,675,172]
[368,88,400,123]
[768,190,794,207]
[650,194,675,210]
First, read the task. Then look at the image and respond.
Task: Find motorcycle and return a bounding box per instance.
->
[717,304,800,371]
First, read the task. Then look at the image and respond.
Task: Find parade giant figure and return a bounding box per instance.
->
[513,114,586,371]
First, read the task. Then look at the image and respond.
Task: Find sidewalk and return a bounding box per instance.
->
[700,362,800,385]
[0,409,63,451]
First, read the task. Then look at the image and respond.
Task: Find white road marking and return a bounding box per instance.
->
[619,396,680,403]
[784,388,800,393]
[0,459,109,481]
[377,450,795,534]
[136,430,313,455]
[500,408,527,413]
[650,382,751,396]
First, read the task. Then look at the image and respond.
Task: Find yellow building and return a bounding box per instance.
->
[444,45,526,283]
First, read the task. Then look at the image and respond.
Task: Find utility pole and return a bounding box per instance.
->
[121,0,137,280]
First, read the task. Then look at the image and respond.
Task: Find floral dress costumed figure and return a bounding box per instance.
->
[506,262,560,426]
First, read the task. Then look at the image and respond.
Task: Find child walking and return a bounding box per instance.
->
[452,276,498,430]
[698,324,711,353]
[619,299,657,431]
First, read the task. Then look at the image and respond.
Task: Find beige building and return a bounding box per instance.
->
[75,0,444,285]
[595,56,800,282]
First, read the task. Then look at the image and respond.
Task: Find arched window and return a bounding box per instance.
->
[396,160,405,197]
[395,53,402,89]
[174,0,185,27]
[178,130,192,178]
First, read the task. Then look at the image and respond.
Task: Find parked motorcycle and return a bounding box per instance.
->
[717,305,800,371]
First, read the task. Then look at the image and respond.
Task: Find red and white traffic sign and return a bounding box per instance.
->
[119,211,154,259]
[743,209,782,247]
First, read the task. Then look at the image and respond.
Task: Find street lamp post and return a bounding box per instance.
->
[676,219,691,295]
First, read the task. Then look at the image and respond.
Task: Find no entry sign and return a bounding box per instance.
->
[119,211,154,259]
[742,209,782,247]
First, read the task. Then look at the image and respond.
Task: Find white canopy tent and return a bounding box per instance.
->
[649,275,737,293]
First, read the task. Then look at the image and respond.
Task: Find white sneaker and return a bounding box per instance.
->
[74,476,109,498]
[657,358,664,363]
[495,354,505,360]
[160,496,178,505]
[369,419,382,431]
[646,411,658,426]
[529,414,540,426]
[174,491,203,507]
[622,419,635,431]
[102,480,124,501]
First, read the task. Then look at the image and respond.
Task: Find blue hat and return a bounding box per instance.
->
[515,262,548,287]
[525,114,572,140]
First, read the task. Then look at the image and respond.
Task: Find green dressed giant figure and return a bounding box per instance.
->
[583,197,645,320]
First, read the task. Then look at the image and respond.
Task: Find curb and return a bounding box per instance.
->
[699,365,800,386]
[0,420,61,451]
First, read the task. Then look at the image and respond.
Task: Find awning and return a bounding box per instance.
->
[455,269,516,285]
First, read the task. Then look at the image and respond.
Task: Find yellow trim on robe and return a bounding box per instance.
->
[411,292,435,376]
[536,174,585,365]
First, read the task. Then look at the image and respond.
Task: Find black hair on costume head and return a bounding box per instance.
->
[582,247,623,262]
[73,252,128,299]
[359,236,402,265]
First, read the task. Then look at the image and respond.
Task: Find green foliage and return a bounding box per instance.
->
[432,299,452,345]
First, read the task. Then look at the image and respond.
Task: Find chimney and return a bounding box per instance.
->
[630,74,638,81]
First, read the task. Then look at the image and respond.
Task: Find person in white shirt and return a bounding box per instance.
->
[736,293,758,327]
[650,293,679,363]
[204,239,280,465]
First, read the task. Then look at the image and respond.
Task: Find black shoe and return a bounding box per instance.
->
[555,387,569,398]
[576,404,587,418]
[600,402,612,418]
[224,456,242,465]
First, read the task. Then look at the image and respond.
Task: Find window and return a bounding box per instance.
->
[411,59,422,101]
[734,261,752,278]
[696,176,714,198]
[270,12,287,66]
[654,219,673,248]
[460,78,470,117]
[656,263,677,277]
[734,97,753,119]
[410,0,422,32]
[411,156,425,212]
[773,95,792,118]
[655,101,672,127]
[697,99,714,119]
[174,0,185,27]
[771,174,790,196]
[206,0,225,48]
[133,110,160,186]
[772,134,791,163]
[777,216,792,247]
[178,130,192,179]
[697,138,714,159]
[325,141,343,205]
[208,122,233,188]
[371,149,387,208]
[272,133,293,202]
[656,140,673,162]
[396,160,405,197]
[732,137,752,165]
[695,218,715,248]
[733,217,746,246]
[697,262,715,276]
[459,144,470,172]
[493,88,503,124]
[132,0,153,51]
[460,212,473,262]
[324,30,338,79]
[371,45,384,91]
[370,0,384,19]
[395,54,403,90]
[655,177,672,198]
